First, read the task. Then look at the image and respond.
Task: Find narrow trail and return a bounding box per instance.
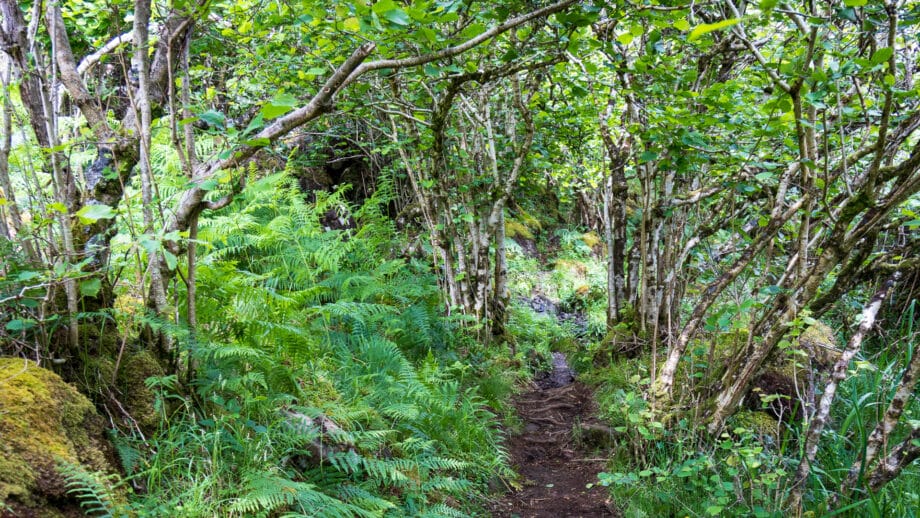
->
[490,353,618,517]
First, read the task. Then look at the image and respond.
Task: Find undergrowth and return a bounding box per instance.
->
[112,174,514,516]
[587,320,920,518]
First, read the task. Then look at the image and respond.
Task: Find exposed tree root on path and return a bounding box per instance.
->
[490,357,618,517]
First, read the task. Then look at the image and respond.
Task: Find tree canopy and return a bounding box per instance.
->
[2,0,920,516]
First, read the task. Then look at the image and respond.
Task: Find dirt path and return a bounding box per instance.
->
[490,354,617,517]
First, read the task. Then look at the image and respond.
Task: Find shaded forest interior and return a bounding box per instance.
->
[2,0,920,516]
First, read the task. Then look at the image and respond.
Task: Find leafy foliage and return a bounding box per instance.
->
[58,461,124,517]
[123,173,509,516]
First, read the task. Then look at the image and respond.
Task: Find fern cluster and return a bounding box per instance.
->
[122,173,510,516]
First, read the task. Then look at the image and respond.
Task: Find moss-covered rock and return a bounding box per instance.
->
[505,218,535,240]
[798,320,840,369]
[581,231,601,249]
[747,321,839,422]
[553,258,588,279]
[116,350,164,432]
[0,357,117,516]
[732,410,781,444]
[596,320,646,362]
[516,210,542,233]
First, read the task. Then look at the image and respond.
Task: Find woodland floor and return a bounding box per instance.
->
[490,354,618,517]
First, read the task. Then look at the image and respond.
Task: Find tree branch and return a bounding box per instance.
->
[170,42,377,231]
[341,0,577,88]
[788,273,900,511]
[77,30,135,75]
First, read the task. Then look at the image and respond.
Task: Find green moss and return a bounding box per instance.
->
[77,323,120,355]
[505,218,534,240]
[732,410,780,442]
[580,231,601,249]
[799,321,840,369]
[0,357,114,512]
[551,336,580,355]
[799,321,835,347]
[601,325,635,349]
[554,258,588,279]
[590,311,646,366]
[117,350,164,431]
[670,330,750,392]
[516,210,542,233]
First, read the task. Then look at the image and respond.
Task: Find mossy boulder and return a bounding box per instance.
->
[116,351,164,432]
[748,321,839,421]
[580,231,601,251]
[505,218,535,240]
[596,321,645,361]
[0,357,117,516]
[553,258,588,279]
[505,217,540,258]
[798,320,840,369]
[732,410,781,445]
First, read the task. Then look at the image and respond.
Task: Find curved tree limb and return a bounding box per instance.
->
[787,273,899,512]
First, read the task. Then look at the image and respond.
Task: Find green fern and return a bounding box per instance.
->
[58,461,122,517]
[231,472,370,518]
[125,171,509,516]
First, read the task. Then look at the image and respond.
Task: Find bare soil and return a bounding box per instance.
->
[490,371,618,517]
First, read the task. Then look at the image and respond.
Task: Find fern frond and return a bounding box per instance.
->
[58,461,120,518]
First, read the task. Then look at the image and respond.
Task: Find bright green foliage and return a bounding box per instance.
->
[2,0,920,515]
[59,461,125,518]
[123,173,510,516]
[593,384,792,517]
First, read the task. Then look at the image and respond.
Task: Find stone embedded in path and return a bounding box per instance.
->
[535,352,577,389]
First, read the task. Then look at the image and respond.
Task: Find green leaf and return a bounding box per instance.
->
[343,17,360,32]
[17,271,42,282]
[417,27,437,44]
[461,22,485,39]
[242,114,265,136]
[79,278,102,297]
[199,179,219,191]
[75,204,116,225]
[382,8,410,26]
[260,104,290,119]
[372,0,397,14]
[639,150,658,163]
[871,47,893,65]
[837,7,858,22]
[163,250,178,271]
[261,93,298,120]
[688,19,740,42]
[199,110,226,129]
[244,137,271,148]
[272,93,297,106]
[844,0,867,6]
[6,319,37,332]
[139,239,160,255]
[372,0,410,26]
[673,18,690,32]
